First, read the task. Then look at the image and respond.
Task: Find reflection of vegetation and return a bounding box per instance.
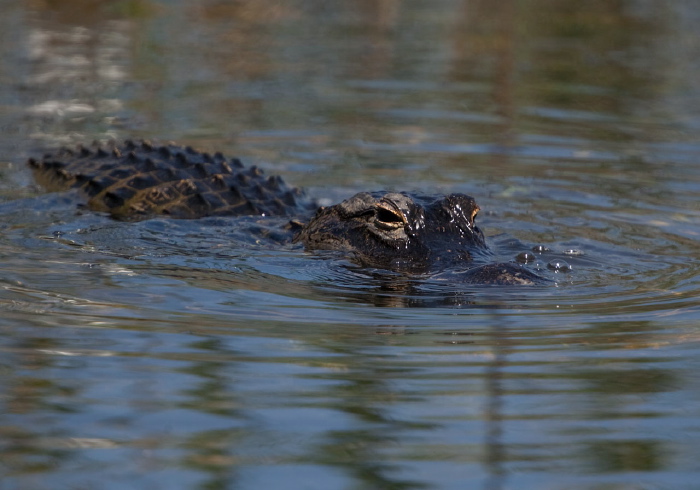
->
[21,0,680,160]
[567,319,676,476]
[182,429,244,490]
[105,0,155,18]
[178,338,242,417]
[0,338,79,477]
[519,1,666,126]
[584,440,664,472]
[311,372,433,489]
[177,338,244,489]
[4,337,80,414]
[33,0,154,20]
[557,320,678,397]
[0,426,70,476]
[577,367,675,395]
[316,429,429,490]
[450,0,668,150]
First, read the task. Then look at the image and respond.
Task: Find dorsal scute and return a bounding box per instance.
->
[27,139,315,220]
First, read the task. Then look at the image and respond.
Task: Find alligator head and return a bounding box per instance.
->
[296,191,489,270]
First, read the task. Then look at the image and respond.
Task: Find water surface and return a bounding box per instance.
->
[1,1,700,489]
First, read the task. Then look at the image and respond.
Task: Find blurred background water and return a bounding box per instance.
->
[1,1,700,489]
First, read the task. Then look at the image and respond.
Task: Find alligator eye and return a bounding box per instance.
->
[375,206,405,230]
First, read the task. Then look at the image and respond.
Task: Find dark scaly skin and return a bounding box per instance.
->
[28,139,314,220]
[28,140,544,285]
[296,191,487,270]
[296,191,543,283]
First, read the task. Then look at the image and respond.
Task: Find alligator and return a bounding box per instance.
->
[27,139,544,285]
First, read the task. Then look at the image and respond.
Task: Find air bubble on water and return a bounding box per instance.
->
[547,260,572,272]
[516,251,536,263]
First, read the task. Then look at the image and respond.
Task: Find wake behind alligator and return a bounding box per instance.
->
[28,139,544,285]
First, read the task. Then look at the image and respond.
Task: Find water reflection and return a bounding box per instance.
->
[12,0,683,156]
[483,312,509,490]
[15,5,130,150]
[585,440,663,473]
[2,0,700,488]
[177,337,247,489]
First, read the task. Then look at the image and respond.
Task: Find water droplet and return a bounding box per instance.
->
[547,260,572,272]
[516,251,536,263]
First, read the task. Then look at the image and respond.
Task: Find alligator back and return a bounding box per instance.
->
[28,140,313,220]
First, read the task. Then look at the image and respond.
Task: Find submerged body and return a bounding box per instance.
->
[28,140,543,285]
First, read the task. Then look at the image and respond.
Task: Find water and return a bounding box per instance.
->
[1,1,700,488]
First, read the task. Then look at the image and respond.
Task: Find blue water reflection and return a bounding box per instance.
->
[1,1,700,489]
